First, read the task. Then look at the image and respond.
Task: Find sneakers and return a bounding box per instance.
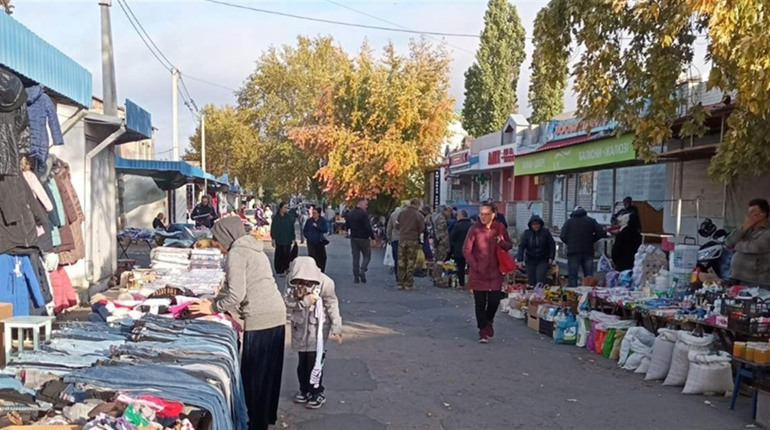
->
[478,328,489,344]
[293,392,310,404]
[360,273,367,283]
[305,393,326,409]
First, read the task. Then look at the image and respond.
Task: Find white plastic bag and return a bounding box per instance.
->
[598,254,613,272]
[663,331,714,387]
[682,351,734,395]
[383,243,395,267]
[645,329,679,380]
[576,315,590,348]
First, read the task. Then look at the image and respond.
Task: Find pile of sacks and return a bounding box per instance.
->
[618,327,733,395]
[632,245,668,289]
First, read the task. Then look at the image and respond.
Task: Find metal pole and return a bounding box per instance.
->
[172,68,179,161]
[202,114,207,193]
[675,198,683,244]
[99,0,117,117]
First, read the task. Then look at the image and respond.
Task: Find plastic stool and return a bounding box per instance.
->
[2,316,54,359]
[731,359,770,420]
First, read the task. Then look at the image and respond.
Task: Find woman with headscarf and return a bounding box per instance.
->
[611,213,642,272]
[190,217,287,430]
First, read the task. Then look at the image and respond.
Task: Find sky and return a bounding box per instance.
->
[13,1,709,160]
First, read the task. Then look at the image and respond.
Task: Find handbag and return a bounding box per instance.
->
[495,223,516,274]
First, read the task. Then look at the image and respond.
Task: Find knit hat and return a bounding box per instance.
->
[211,216,247,250]
[0,69,26,113]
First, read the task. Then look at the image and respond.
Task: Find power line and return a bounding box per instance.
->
[181,73,238,92]
[118,0,174,70]
[324,0,476,55]
[204,0,481,38]
[115,0,171,72]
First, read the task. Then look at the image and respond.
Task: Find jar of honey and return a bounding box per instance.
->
[734,342,746,359]
[757,347,770,365]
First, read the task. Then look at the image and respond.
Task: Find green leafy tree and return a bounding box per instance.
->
[290,40,455,203]
[237,36,349,200]
[533,0,770,182]
[527,1,569,124]
[461,0,526,137]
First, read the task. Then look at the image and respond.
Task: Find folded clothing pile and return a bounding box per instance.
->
[190,248,223,270]
[151,247,191,271]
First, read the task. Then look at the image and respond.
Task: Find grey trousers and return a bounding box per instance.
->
[350,238,372,277]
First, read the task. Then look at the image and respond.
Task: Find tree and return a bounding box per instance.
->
[1,0,12,15]
[527,2,569,124]
[290,40,455,203]
[184,105,262,190]
[461,0,526,137]
[532,0,770,182]
[237,36,349,200]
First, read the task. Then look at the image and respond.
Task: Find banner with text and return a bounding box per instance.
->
[514,134,635,176]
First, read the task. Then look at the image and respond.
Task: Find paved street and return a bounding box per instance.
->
[272,235,752,430]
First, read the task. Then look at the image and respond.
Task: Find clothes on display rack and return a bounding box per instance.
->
[25,85,64,174]
[0,68,30,177]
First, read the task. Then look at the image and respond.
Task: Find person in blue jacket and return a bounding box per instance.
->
[516,215,556,286]
[303,206,329,272]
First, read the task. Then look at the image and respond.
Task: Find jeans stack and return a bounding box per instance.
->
[0,317,245,429]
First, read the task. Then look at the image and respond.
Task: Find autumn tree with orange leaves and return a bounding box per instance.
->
[290,40,455,204]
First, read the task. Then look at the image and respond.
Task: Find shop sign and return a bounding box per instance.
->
[545,117,617,142]
[448,150,470,168]
[479,144,516,170]
[433,170,441,208]
[514,134,635,176]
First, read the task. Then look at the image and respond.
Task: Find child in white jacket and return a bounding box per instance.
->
[284,256,343,409]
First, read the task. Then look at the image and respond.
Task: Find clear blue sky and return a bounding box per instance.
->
[12,1,708,159]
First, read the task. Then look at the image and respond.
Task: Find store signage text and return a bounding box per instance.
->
[514,134,635,176]
[545,117,617,142]
[488,147,515,166]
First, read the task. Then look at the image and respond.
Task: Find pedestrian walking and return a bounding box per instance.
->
[560,206,607,288]
[431,206,452,288]
[284,257,343,410]
[189,217,286,430]
[449,210,472,289]
[303,206,330,272]
[516,215,556,286]
[462,202,513,343]
[271,202,296,276]
[386,204,406,279]
[345,199,375,284]
[396,199,425,291]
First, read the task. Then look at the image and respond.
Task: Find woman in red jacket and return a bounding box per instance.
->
[462,203,513,343]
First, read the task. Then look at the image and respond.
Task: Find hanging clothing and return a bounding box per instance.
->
[53,159,85,265]
[49,267,77,314]
[28,252,53,305]
[0,174,46,254]
[0,254,46,316]
[25,85,64,168]
[0,69,30,176]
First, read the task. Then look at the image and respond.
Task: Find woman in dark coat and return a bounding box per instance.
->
[449,210,472,288]
[516,215,556,286]
[611,214,642,272]
[462,203,513,343]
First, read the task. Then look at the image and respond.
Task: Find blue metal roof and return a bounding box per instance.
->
[0,12,92,107]
[125,99,152,139]
[115,156,220,190]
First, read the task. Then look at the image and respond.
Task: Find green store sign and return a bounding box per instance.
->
[515,134,636,176]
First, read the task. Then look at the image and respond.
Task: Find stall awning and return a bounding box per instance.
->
[115,157,217,190]
[0,12,92,107]
[515,134,637,176]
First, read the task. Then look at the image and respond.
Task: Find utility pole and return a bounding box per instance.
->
[172,68,179,161]
[201,114,207,192]
[99,0,117,116]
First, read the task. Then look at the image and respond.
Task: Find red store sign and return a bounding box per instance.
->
[449,150,470,166]
[487,147,515,166]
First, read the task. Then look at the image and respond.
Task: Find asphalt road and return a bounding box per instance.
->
[269,234,753,430]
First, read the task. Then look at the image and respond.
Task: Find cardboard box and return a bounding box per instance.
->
[0,302,13,367]
[527,313,539,331]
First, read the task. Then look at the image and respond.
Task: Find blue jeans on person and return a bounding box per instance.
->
[391,240,399,278]
[567,254,594,288]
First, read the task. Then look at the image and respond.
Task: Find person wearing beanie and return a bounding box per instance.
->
[190,216,286,430]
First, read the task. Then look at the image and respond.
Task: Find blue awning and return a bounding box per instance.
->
[115,156,218,190]
[0,12,92,107]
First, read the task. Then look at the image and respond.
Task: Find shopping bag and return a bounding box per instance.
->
[383,243,395,267]
[598,254,613,272]
[497,247,516,274]
[554,311,578,345]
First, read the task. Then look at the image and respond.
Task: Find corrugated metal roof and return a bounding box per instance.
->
[0,12,92,107]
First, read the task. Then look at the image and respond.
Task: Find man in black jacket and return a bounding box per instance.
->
[191,196,218,228]
[517,215,556,286]
[345,198,374,283]
[560,206,607,288]
[449,210,472,289]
